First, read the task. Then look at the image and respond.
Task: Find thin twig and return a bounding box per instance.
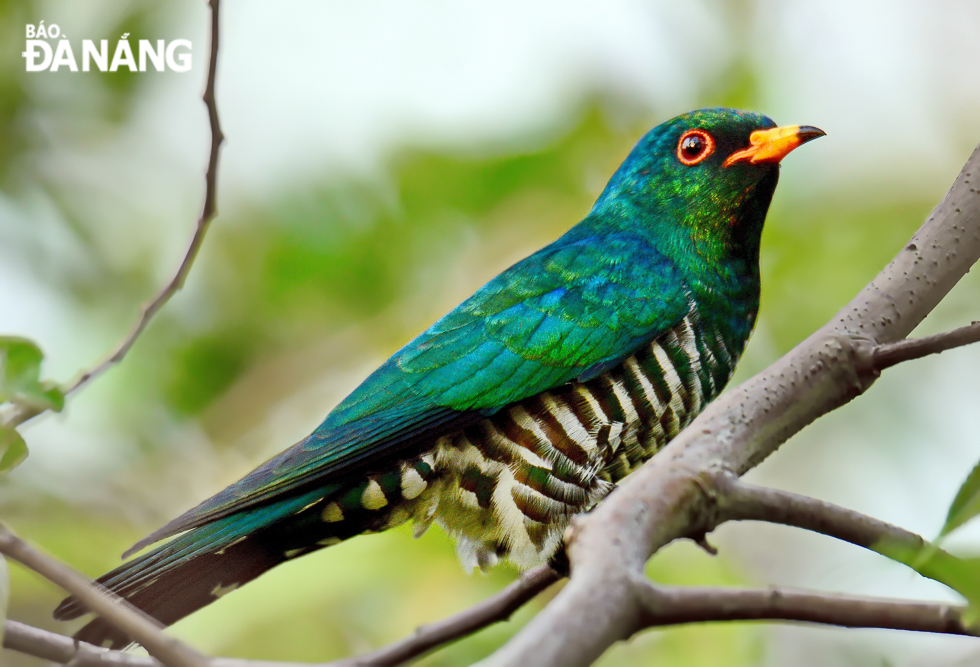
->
[0,525,208,667]
[6,0,225,429]
[708,473,971,600]
[633,580,977,636]
[709,472,929,548]
[333,566,560,667]
[873,321,980,370]
[4,621,92,664]
[3,621,301,667]
[4,620,161,667]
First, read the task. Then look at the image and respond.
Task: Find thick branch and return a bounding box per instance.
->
[0,526,208,667]
[6,0,225,429]
[633,581,976,636]
[485,143,980,666]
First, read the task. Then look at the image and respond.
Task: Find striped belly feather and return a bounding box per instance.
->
[417,310,742,569]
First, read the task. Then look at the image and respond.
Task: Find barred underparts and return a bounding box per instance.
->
[272,309,742,572]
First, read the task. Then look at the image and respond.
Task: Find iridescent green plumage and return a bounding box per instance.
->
[55,108,822,648]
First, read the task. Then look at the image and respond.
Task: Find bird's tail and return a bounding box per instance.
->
[53,485,379,649]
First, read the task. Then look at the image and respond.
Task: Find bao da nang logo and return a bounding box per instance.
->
[22,22,191,72]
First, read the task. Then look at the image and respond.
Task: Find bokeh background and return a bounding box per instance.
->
[2,1,980,665]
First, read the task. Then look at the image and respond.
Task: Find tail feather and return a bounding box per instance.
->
[54,488,343,649]
[68,532,282,649]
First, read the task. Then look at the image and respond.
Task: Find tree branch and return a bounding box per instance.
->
[873,320,980,370]
[709,472,932,548]
[0,525,208,667]
[332,565,560,667]
[3,620,158,667]
[3,622,295,667]
[707,473,970,599]
[632,580,976,636]
[5,621,98,665]
[483,143,980,666]
[6,0,225,429]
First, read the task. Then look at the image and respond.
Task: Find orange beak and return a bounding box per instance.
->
[723,125,825,167]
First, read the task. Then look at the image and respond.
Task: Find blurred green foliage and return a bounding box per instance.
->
[0,0,33,182]
[157,108,625,417]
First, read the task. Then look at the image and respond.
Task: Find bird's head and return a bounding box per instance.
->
[591,107,824,266]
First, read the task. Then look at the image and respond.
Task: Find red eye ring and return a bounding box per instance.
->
[676,129,715,166]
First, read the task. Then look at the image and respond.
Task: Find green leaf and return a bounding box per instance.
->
[0,337,43,396]
[0,336,64,412]
[36,383,66,412]
[0,555,8,651]
[875,537,980,624]
[874,479,980,626]
[939,459,980,539]
[0,426,28,473]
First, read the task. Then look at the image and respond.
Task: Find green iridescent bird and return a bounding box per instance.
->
[55,108,823,647]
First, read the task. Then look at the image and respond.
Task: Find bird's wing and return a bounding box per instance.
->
[129,232,690,552]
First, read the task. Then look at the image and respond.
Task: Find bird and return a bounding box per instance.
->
[55,107,824,648]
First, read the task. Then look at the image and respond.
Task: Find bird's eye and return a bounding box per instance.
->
[676,129,714,166]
